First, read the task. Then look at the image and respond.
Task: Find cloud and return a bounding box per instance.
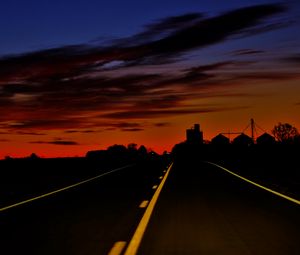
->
[16,131,46,135]
[121,128,144,132]
[0,4,285,83]
[3,119,84,130]
[0,3,295,133]
[64,129,98,133]
[283,53,300,64]
[30,139,79,145]
[236,72,300,81]
[63,123,143,133]
[116,13,204,47]
[101,106,247,119]
[154,122,171,127]
[231,49,265,56]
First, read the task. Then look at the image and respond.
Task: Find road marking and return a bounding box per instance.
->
[159,176,163,179]
[124,163,173,255]
[152,185,158,190]
[107,241,126,255]
[0,164,134,212]
[163,170,167,173]
[205,161,300,206]
[139,200,149,208]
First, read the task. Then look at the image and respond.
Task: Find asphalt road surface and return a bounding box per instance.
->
[1,159,300,255]
[137,159,300,255]
[0,159,168,255]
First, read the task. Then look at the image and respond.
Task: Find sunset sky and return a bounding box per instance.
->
[1,0,300,158]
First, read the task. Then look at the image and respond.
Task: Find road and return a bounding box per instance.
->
[137,160,300,255]
[1,159,300,255]
[0,159,168,255]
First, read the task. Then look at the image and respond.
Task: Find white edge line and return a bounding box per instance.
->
[205,161,300,206]
[0,164,134,212]
[124,162,173,255]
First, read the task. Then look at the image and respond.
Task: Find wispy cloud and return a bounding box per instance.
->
[16,131,46,135]
[101,106,248,119]
[64,129,98,134]
[283,53,300,64]
[154,122,171,127]
[121,128,144,132]
[0,3,297,133]
[231,49,265,56]
[30,139,80,145]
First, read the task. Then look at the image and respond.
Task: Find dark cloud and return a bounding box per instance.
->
[51,140,79,145]
[184,61,234,73]
[64,129,98,133]
[154,122,171,127]
[30,139,79,145]
[64,123,143,133]
[101,107,247,119]
[236,72,300,81]
[141,4,284,57]
[0,3,294,132]
[121,128,144,132]
[231,49,265,56]
[117,13,204,47]
[81,130,97,133]
[16,131,46,135]
[64,130,81,133]
[0,3,285,83]
[283,53,300,63]
[4,119,84,130]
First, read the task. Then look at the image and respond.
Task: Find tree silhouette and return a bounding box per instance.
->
[127,143,138,151]
[138,145,147,155]
[28,153,40,159]
[272,122,299,144]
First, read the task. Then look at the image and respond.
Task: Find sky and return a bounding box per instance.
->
[0,0,300,158]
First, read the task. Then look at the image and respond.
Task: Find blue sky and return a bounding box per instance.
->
[1,0,298,56]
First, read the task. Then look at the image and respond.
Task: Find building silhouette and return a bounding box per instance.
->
[256,133,275,145]
[186,124,203,144]
[232,133,253,147]
[211,134,230,146]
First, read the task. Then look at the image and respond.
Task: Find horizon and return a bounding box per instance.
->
[2,119,298,159]
[1,0,300,158]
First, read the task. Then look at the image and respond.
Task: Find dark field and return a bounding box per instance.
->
[0,151,166,209]
[173,143,300,200]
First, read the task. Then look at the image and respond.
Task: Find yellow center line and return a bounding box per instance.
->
[0,164,134,212]
[107,241,127,255]
[205,161,300,206]
[124,163,173,255]
[139,200,149,208]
